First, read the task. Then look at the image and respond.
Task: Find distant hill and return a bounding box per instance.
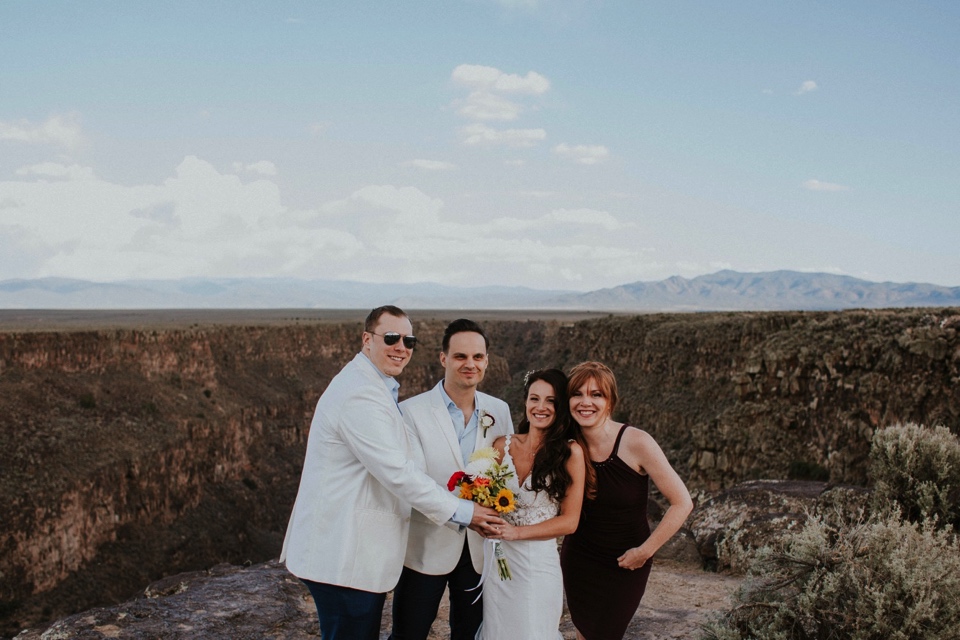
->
[550,270,960,311]
[1,271,958,310]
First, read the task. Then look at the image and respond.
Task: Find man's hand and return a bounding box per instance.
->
[468,504,506,537]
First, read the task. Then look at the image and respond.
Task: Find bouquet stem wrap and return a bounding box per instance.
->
[493,540,512,580]
[469,539,514,603]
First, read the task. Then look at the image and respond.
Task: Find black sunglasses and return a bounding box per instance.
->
[370,331,418,349]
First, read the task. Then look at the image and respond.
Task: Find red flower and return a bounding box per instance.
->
[447,471,469,491]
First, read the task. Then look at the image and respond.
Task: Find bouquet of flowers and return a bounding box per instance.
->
[448,447,516,580]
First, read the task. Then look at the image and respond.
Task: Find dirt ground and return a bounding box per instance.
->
[384,558,743,640]
[613,560,743,640]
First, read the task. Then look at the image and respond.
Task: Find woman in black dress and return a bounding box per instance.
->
[559,361,693,640]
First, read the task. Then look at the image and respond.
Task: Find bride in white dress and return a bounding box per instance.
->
[477,369,589,640]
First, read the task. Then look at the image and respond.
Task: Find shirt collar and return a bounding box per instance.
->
[437,380,478,413]
[359,352,400,401]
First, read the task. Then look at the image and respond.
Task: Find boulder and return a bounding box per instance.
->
[688,479,870,572]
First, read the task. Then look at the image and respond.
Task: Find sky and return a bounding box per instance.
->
[1,0,959,292]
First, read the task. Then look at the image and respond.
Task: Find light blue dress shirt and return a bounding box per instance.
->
[437,381,481,464]
[360,352,400,408]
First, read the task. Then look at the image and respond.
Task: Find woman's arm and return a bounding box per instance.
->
[496,442,586,542]
[617,429,693,569]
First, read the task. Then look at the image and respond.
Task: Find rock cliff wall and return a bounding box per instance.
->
[2,308,958,636]
[527,310,960,490]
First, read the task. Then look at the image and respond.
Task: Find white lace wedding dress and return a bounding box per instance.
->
[476,435,563,640]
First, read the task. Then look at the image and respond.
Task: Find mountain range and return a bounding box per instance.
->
[1,270,959,311]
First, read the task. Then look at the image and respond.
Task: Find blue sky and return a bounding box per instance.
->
[1,0,959,291]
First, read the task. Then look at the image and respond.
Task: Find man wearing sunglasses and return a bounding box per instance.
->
[390,318,514,640]
[281,306,505,640]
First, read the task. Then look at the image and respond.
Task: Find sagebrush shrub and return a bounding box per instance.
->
[701,513,960,640]
[869,422,960,530]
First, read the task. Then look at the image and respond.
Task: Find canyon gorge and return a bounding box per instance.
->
[1,307,959,636]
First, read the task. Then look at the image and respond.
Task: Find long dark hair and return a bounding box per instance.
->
[516,369,589,503]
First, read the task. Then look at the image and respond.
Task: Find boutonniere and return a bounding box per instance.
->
[478,409,496,438]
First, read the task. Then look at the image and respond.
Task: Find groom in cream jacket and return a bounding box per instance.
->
[281,307,505,640]
[390,319,514,640]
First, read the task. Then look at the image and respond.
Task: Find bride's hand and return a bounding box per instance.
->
[494,522,520,541]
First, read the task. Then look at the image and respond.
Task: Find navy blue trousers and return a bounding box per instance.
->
[302,579,386,640]
[389,538,482,640]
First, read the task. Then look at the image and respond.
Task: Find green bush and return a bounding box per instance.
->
[701,513,960,640]
[869,423,960,530]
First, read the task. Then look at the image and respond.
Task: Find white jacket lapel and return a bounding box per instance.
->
[431,388,465,467]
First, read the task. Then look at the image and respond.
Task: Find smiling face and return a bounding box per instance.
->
[569,376,611,429]
[362,312,414,377]
[440,331,488,393]
[525,379,558,432]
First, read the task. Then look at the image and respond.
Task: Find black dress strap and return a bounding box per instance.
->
[610,423,631,458]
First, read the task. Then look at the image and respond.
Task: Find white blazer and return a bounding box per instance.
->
[401,384,514,575]
[280,354,460,593]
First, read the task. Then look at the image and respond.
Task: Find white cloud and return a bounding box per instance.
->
[248,161,278,176]
[461,123,546,148]
[458,91,522,121]
[803,179,849,192]
[321,184,445,230]
[15,162,97,181]
[553,143,610,165]
[520,190,557,198]
[129,201,178,225]
[232,161,278,176]
[451,65,550,95]
[0,114,84,148]
[504,159,526,166]
[487,208,628,234]
[0,156,365,280]
[0,154,664,290]
[796,80,818,95]
[403,159,457,171]
[448,64,552,156]
[451,65,550,124]
[543,208,624,230]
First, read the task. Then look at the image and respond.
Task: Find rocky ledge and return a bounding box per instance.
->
[14,556,742,640]
[21,480,864,640]
[13,561,319,640]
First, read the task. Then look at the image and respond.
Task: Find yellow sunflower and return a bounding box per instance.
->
[493,488,516,514]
